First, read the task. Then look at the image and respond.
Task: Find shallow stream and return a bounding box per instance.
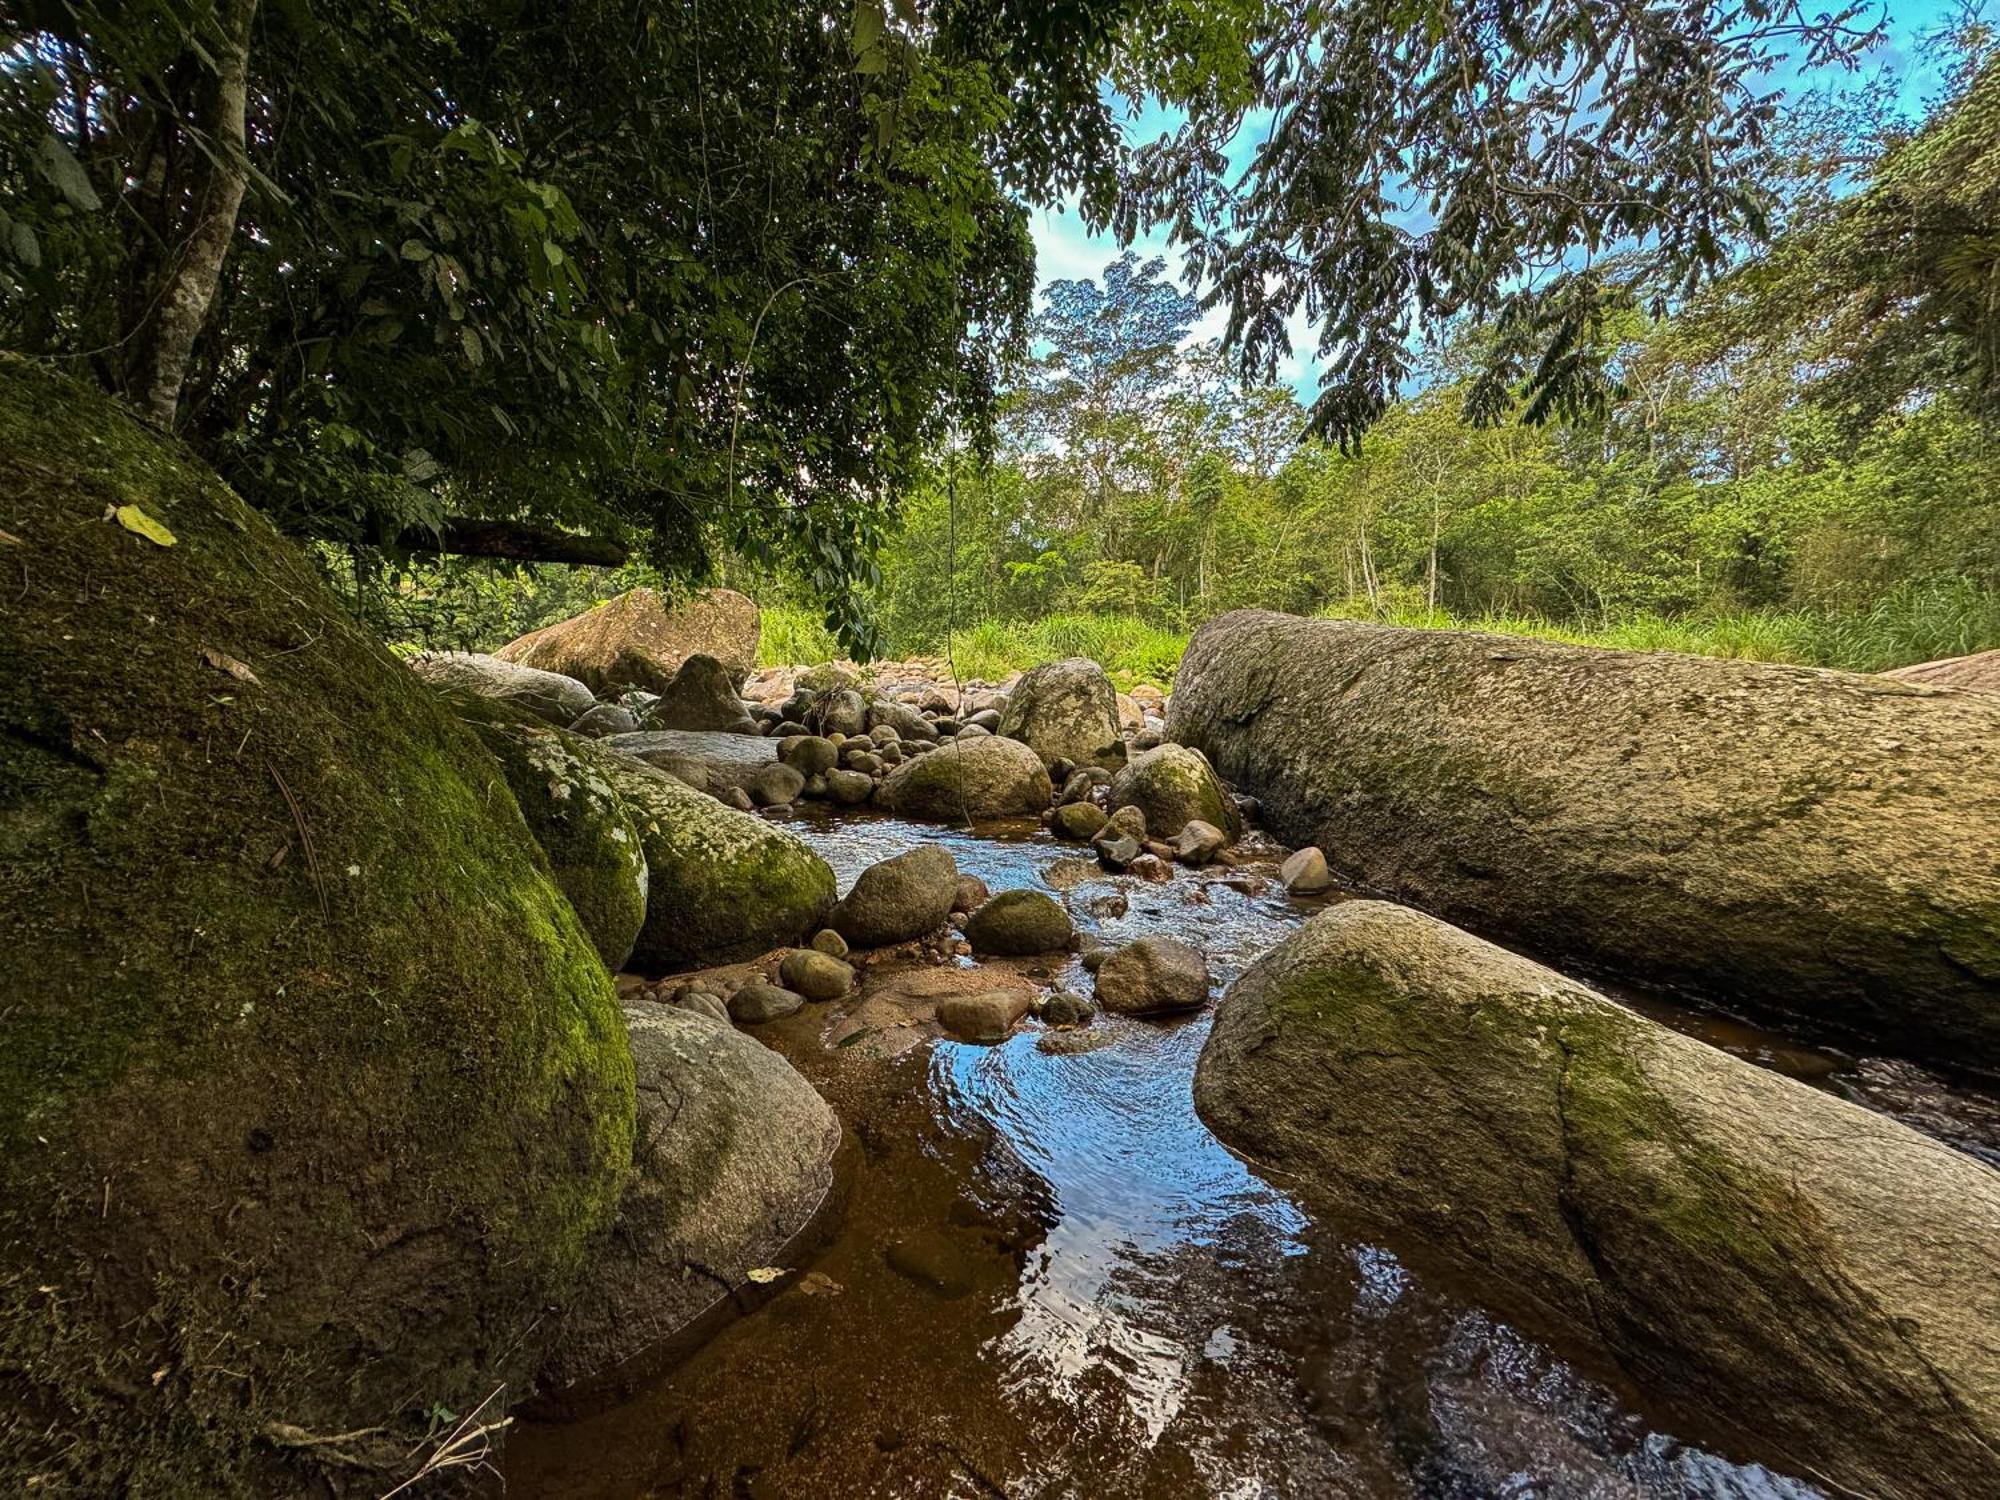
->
[509,810,2000,1498]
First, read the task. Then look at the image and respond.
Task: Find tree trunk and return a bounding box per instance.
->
[130,0,259,430]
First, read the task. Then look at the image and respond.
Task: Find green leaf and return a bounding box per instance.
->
[459,325,482,367]
[400,240,432,261]
[34,134,101,212]
[851,0,885,59]
[9,220,40,270]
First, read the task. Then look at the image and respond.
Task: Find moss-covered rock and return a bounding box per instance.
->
[1169,610,2000,1069]
[1195,900,2000,1500]
[463,716,649,970]
[409,648,597,725]
[0,356,634,1496]
[1107,743,1241,840]
[604,758,834,971]
[876,733,1053,821]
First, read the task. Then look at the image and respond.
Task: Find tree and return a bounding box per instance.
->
[1119,0,1881,448]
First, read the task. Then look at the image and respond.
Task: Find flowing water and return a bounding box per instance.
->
[509,810,2000,1498]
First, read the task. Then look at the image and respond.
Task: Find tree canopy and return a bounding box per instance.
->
[0,0,1898,648]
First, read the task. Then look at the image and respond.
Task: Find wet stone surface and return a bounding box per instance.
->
[509,806,2000,1498]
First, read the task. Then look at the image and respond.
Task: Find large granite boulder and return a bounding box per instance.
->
[0,358,632,1497]
[409,649,596,726]
[1169,610,2000,1070]
[1883,646,2000,693]
[496,586,761,692]
[995,656,1125,770]
[876,734,1053,821]
[1106,743,1242,841]
[604,759,835,970]
[829,845,959,948]
[462,717,649,970]
[537,1005,838,1411]
[1195,900,2000,1500]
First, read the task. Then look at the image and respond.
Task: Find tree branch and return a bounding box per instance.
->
[391,518,628,568]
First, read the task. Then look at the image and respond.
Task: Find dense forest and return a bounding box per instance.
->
[312,22,2000,682]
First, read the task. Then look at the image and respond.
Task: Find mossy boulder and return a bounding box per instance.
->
[1169,610,2000,1068]
[1107,743,1241,841]
[964,889,1075,955]
[0,356,633,1496]
[876,733,1053,821]
[1195,900,2000,1500]
[604,758,835,971]
[461,715,649,970]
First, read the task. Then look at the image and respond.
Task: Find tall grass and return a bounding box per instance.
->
[762,585,2000,685]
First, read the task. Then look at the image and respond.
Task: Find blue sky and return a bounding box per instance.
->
[1026,1,1971,402]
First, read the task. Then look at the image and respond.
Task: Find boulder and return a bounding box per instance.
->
[808,687,868,738]
[1280,846,1333,894]
[409,649,598,726]
[952,874,991,915]
[994,657,1125,770]
[0,358,632,1496]
[600,729,779,796]
[497,586,761,691]
[1883,646,2000,693]
[1095,935,1211,1015]
[604,760,834,971]
[830,845,959,948]
[1169,610,2000,1070]
[964,890,1075,955]
[537,1005,836,1410]
[1195,901,2000,1500]
[639,652,756,733]
[746,761,807,808]
[823,768,874,805]
[866,698,938,743]
[1171,819,1229,866]
[938,989,1037,1044]
[877,734,1054,821]
[1052,801,1108,841]
[727,981,804,1024]
[1107,743,1242,841]
[464,718,649,970]
[778,948,854,1001]
[569,701,640,738]
[776,734,840,776]
[1038,990,1097,1026]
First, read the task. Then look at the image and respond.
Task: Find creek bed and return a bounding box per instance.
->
[509,808,2000,1497]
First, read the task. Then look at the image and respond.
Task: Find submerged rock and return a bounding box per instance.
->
[1169,610,2000,1070]
[466,717,649,969]
[538,1005,837,1409]
[1195,900,2000,1499]
[830,845,959,948]
[995,657,1126,771]
[497,585,761,691]
[0,358,632,1496]
[409,648,597,725]
[1108,743,1242,841]
[605,760,834,971]
[876,734,1053,821]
